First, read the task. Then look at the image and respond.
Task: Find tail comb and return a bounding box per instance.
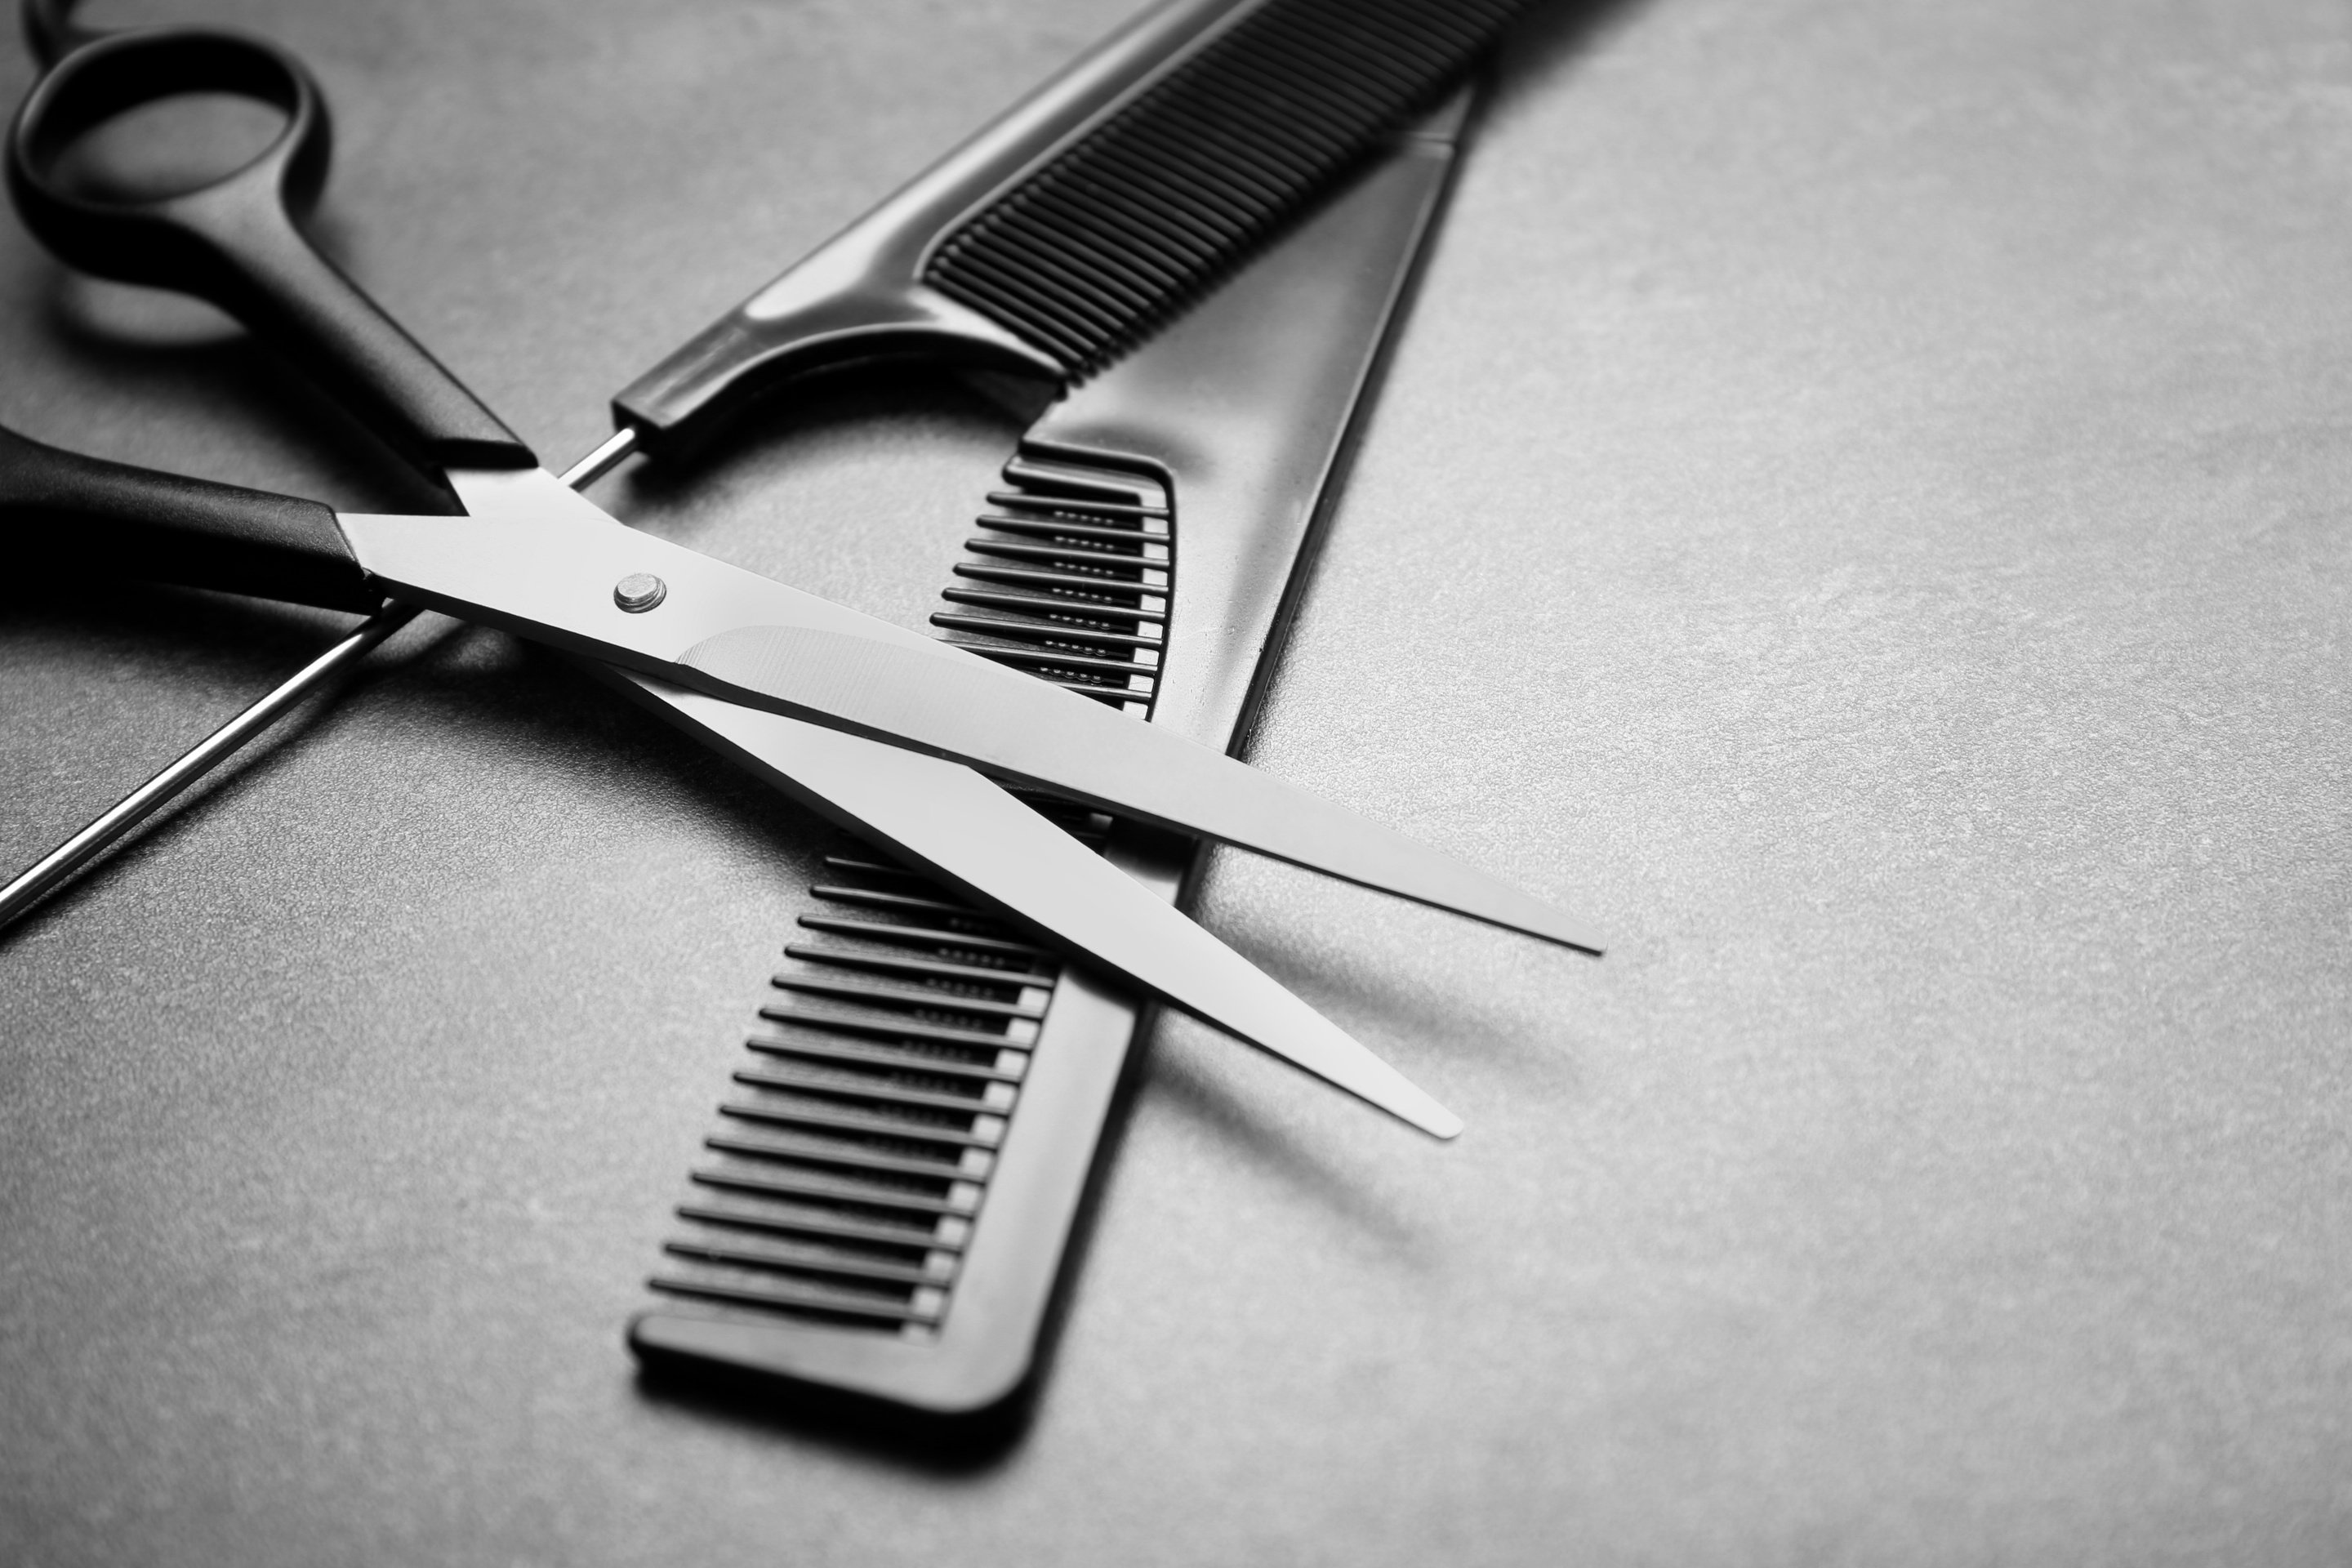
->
[924,0,1529,369]
[612,0,1532,454]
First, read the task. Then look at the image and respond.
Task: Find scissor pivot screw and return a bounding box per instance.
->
[613,572,667,612]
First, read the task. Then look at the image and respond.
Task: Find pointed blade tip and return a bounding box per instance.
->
[1386,1094,1462,1141]
[1516,909,1606,957]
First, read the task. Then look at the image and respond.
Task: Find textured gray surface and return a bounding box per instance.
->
[5,1,2351,1563]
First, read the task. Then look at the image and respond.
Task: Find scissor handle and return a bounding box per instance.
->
[0,421,376,610]
[6,27,535,478]
[20,0,98,69]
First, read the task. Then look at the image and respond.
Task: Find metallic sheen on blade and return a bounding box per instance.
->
[588,667,1462,1139]
[339,479,1605,955]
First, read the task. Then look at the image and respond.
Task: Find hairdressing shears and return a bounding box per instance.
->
[0,7,1593,1138]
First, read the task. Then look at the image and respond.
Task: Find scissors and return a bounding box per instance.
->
[0,3,1590,1140]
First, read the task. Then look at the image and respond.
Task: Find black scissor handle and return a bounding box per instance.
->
[21,0,100,69]
[7,26,534,477]
[0,421,376,610]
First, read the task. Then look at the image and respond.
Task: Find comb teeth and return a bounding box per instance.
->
[648,454,1168,1345]
[930,456,1171,712]
[924,0,1528,372]
[649,859,1056,1336]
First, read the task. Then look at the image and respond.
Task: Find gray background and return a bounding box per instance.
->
[5,0,2350,1562]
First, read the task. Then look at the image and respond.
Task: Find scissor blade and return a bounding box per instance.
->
[587,666,1460,1140]
[674,622,1604,953]
[339,478,1604,955]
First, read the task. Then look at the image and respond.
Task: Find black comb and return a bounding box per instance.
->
[609,0,1534,457]
[627,80,1487,1419]
[923,0,1531,370]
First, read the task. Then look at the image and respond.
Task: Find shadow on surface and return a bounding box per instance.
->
[1187,857,1598,1089]
[631,1357,1033,1477]
[0,582,376,937]
[1493,0,1651,110]
[1138,1018,1444,1269]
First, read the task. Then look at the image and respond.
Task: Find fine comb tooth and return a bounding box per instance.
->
[942,586,1160,622]
[962,538,1165,570]
[719,1094,1009,1148]
[779,942,1057,987]
[972,515,1174,547]
[951,562,1165,590]
[771,973,1049,1022]
[984,492,1165,519]
[929,614,1165,654]
[662,1234,955,1287]
[792,915,1048,959]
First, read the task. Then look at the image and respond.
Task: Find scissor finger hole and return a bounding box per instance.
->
[15,29,319,214]
[43,91,287,203]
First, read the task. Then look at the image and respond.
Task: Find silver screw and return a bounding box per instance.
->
[613,572,667,612]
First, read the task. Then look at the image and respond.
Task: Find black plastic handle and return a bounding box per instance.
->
[0,421,377,611]
[6,27,535,477]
